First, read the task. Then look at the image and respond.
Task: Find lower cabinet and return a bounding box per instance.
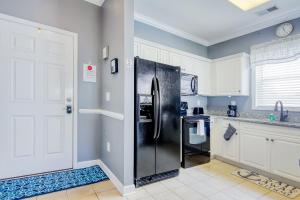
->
[240,127,269,171]
[220,120,240,162]
[239,122,300,183]
[212,119,300,183]
[270,137,300,182]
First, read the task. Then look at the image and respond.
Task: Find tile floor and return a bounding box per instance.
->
[25,160,300,200]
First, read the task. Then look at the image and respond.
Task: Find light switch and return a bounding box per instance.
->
[105,92,110,102]
[102,46,109,60]
[106,142,111,152]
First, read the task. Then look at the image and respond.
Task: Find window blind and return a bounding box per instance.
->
[254,58,300,108]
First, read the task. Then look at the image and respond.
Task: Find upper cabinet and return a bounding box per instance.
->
[211,53,250,96]
[139,42,159,62]
[135,38,212,96]
[134,38,250,97]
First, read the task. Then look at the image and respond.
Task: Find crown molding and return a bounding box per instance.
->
[135,7,300,47]
[209,7,300,45]
[134,13,210,46]
[84,0,105,7]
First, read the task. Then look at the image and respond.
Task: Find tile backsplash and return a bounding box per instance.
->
[207,96,300,123]
[181,96,207,114]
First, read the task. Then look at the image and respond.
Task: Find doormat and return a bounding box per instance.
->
[0,165,109,200]
[232,169,300,199]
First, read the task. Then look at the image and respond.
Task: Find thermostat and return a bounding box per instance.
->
[111,58,118,74]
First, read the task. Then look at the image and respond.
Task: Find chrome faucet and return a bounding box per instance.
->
[274,101,289,122]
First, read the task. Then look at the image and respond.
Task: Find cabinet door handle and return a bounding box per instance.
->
[266,138,269,141]
[271,139,274,142]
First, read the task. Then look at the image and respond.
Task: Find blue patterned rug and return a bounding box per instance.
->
[0,165,109,200]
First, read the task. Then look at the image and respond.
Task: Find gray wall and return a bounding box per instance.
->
[208,18,300,59]
[135,21,208,57]
[207,17,300,121]
[100,0,134,185]
[0,0,102,162]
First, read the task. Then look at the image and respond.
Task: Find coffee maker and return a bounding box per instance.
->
[227,101,239,117]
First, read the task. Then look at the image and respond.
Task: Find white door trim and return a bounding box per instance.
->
[0,13,79,170]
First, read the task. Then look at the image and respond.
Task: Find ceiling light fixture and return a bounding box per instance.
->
[228,0,270,11]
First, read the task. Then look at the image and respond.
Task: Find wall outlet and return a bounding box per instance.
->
[105,92,110,102]
[106,142,111,152]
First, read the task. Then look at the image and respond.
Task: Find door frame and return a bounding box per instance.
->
[0,13,79,170]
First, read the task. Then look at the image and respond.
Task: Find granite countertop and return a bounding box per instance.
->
[208,114,300,129]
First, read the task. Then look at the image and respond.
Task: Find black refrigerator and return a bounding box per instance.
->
[134,57,181,187]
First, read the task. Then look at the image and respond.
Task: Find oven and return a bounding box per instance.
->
[181,115,210,168]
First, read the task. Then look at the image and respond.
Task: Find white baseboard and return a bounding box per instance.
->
[75,160,100,169]
[76,159,135,195]
[97,159,136,195]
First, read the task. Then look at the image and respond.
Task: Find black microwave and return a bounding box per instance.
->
[181,73,198,96]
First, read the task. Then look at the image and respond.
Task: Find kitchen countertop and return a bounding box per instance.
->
[209,114,300,129]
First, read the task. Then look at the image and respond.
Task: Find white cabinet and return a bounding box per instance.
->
[134,39,250,97]
[213,119,300,183]
[139,43,159,62]
[212,53,250,96]
[239,122,300,183]
[192,60,211,96]
[270,136,300,182]
[240,125,269,171]
[169,52,193,74]
[220,120,240,162]
[134,42,139,57]
[158,49,169,65]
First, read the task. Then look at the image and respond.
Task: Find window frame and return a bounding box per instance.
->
[251,63,300,112]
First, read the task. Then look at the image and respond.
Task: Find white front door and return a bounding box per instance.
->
[0,18,74,179]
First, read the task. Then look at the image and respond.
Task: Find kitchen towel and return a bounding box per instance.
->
[189,120,206,145]
[224,123,236,141]
[197,120,205,136]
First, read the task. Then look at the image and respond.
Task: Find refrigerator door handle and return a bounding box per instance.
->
[152,77,159,139]
[155,77,162,139]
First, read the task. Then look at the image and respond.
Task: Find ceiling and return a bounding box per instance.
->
[134,0,300,46]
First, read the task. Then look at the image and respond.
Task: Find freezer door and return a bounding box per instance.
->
[155,63,181,174]
[134,57,156,179]
[135,57,156,95]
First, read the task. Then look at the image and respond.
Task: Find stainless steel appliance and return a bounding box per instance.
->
[181,73,198,96]
[134,57,181,187]
[182,115,210,168]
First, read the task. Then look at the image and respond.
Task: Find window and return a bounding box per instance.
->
[251,34,300,110]
[253,58,300,109]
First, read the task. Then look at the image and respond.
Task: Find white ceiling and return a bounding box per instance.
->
[134,0,300,46]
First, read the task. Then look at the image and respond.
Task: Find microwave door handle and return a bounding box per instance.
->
[193,77,197,94]
[155,77,162,139]
[193,77,196,93]
[191,77,195,93]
